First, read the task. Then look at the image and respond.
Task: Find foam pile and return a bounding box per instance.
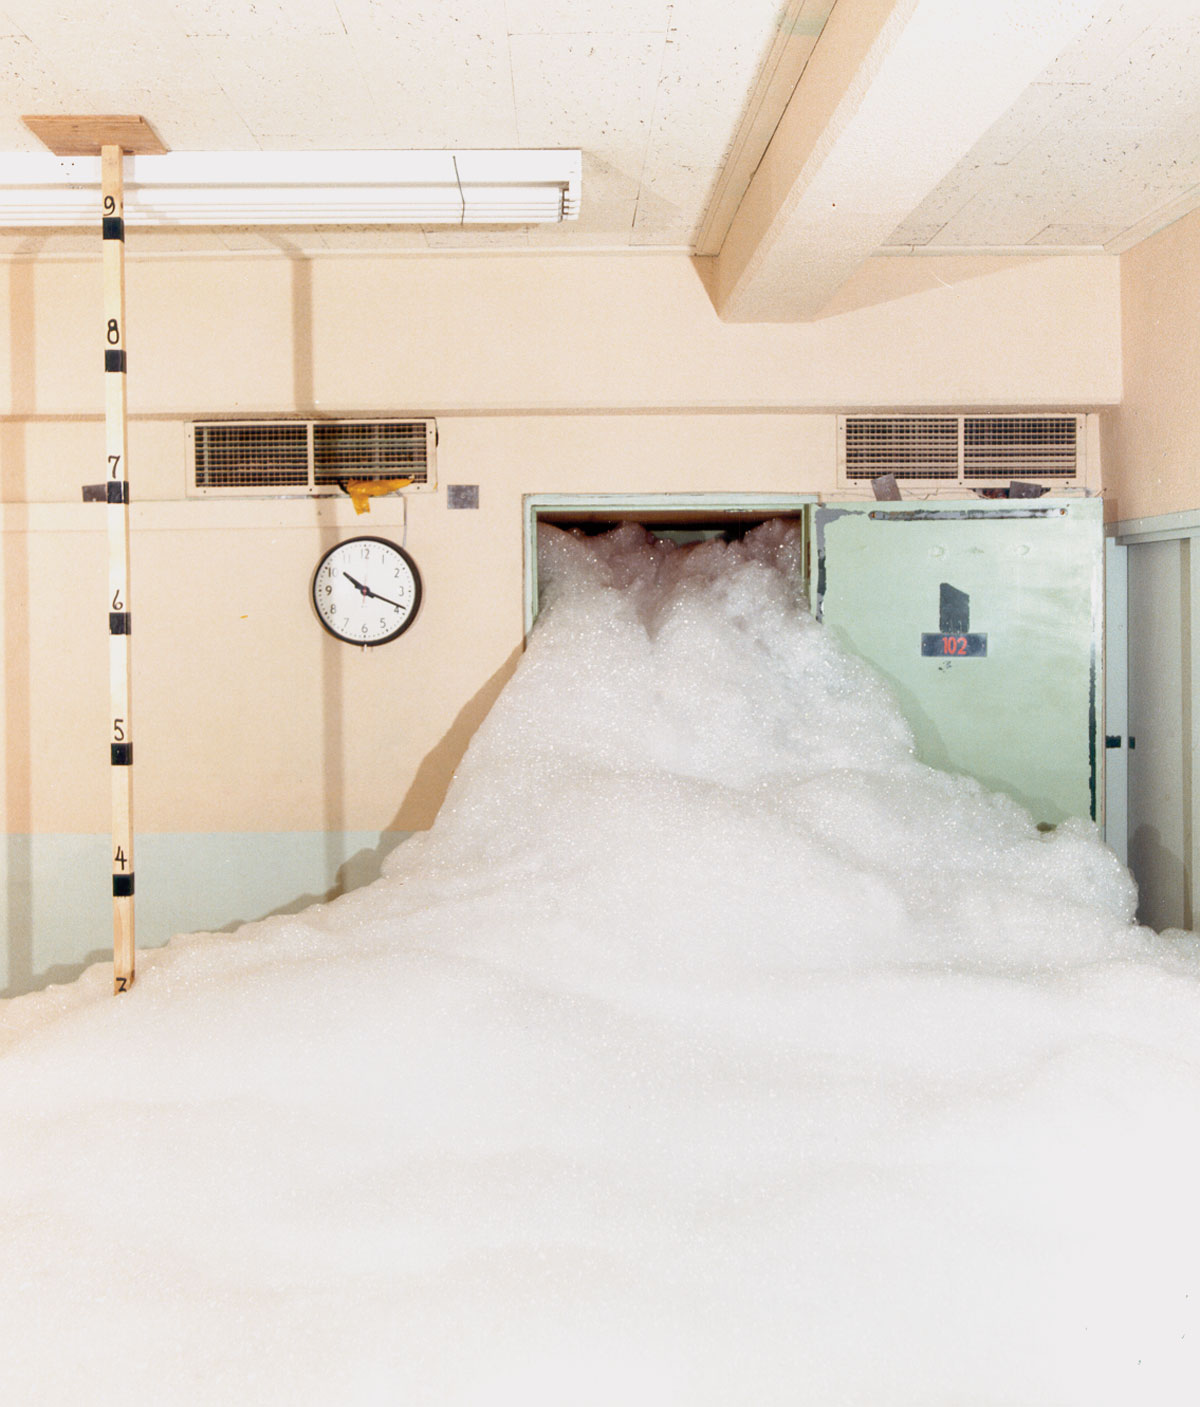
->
[2,522,1199,1405]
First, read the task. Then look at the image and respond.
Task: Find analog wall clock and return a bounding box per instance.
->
[311,535,422,645]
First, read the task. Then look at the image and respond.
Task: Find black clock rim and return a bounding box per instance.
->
[311,535,423,647]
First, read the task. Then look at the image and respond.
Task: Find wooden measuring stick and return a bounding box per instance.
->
[102,143,135,994]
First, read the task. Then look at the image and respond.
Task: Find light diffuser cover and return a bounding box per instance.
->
[0,150,582,226]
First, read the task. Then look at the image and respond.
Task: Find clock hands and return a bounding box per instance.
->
[342,570,403,611]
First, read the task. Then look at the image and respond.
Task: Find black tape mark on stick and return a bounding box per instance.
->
[111,742,133,766]
[105,349,126,373]
[112,873,134,898]
[102,217,125,241]
[109,611,131,635]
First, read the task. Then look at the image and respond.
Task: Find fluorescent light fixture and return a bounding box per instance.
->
[0,150,581,226]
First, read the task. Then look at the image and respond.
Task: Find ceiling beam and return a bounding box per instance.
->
[693,0,833,258]
[710,0,1107,322]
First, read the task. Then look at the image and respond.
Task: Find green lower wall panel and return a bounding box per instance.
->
[2,830,410,998]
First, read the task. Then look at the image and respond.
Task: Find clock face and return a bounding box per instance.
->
[312,536,422,645]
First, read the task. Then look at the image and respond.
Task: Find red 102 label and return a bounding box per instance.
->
[921,632,988,658]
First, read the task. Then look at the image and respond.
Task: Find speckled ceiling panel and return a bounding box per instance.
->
[0,0,769,251]
[887,0,1200,250]
[0,0,1197,267]
[632,0,790,245]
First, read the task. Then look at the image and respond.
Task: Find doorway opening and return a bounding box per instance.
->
[523,493,814,634]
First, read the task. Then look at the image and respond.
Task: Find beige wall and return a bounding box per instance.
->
[2,248,1120,846]
[2,248,1120,428]
[1105,206,1200,524]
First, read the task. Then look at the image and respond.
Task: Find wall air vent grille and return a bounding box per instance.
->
[844,417,959,481]
[193,422,308,490]
[962,415,1078,479]
[839,414,1083,486]
[312,421,431,484]
[189,419,436,497]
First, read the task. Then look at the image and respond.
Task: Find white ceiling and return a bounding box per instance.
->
[0,0,793,252]
[1,0,1198,316]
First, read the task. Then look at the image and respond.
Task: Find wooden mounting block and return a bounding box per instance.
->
[21,115,167,155]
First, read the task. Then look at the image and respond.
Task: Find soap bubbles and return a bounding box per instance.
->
[1,522,1198,1405]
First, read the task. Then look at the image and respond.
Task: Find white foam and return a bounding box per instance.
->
[2,522,1199,1405]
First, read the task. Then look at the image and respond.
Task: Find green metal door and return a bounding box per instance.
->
[811,499,1103,826]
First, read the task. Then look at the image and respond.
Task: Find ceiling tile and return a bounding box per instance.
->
[634,0,784,241]
[168,0,345,38]
[510,31,663,173]
[0,35,89,144]
[0,0,1195,267]
[422,226,531,249]
[1038,0,1156,85]
[217,229,286,251]
[1027,222,1120,245]
[886,0,1200,252]
[330,0,518,148]
[528,214,640,248]
[924,185,1067,249]
[883,220,948,249]
[504,2,672,36]
[4,1,247,150]
[180,31,389,147]
[311,227,429,251]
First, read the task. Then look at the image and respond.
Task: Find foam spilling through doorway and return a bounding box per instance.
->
[1,521,1198,1406]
